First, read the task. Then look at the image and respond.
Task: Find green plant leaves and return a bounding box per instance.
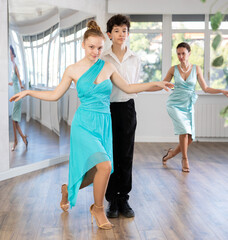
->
[220,106,228,127]
[210,12,224,31]
[220,106,228,117]
[201,0,206,2]
[212,34,222,50]
[212,55,224,67]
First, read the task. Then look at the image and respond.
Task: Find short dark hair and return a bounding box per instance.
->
[10,45,16,57]
[176,42,191,52]
[106,14,130,33]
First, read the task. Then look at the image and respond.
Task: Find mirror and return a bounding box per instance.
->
[8,0,61,168]
[8,0,93,169]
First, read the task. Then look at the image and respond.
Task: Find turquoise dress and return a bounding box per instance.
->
[68,59,113,207]
[166,65,198,140]
[11,69,22,122]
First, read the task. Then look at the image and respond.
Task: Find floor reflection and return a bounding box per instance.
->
[9,114,59,168]
[60,212,74,240]
[59,119,71,156]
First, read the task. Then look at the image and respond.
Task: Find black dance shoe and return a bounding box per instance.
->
[106,199,119,218]
[118,198,135,218]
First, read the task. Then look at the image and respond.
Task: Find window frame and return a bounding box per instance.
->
[129,14,228,94]
[22,23,60,88]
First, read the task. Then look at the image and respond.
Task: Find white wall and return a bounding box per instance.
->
[64,90,228,142]
[0,0,10,173]
[135,93,228,142]
[108,0,228,14]
[135,92,176,142]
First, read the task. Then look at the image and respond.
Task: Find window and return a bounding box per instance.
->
[130,15,162,83]
[10,30,25,82]
[24,47,34,86]
[210,34,228,89]
[59,19,92,85]
[209,15,228,89]
[22,23,60,88]
[48,31,59,87]
[172,14,205,29]
[131,15,162,30]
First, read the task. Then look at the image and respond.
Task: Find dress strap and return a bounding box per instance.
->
[77,59,105,85]
[76,59,105,96]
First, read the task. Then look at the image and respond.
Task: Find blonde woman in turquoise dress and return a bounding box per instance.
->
[162,42,228,172]
[9,45,28,151]
[10,21,173,230]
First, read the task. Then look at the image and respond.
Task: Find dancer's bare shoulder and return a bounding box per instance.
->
[169,66,175,75]
[64,61,88,84]
[103,61,117,76]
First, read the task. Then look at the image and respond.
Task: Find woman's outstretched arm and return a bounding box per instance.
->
[145,66,175,92]
[10,66,74,102]
[109,63,174,93]
[197,66,228,96]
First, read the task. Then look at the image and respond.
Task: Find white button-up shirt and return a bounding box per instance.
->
[101,47,141,103]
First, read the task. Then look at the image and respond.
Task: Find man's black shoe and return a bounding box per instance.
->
[106,199,119,218]
[118,198,135,218]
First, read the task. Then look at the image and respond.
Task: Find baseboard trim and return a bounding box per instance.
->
[0,155,69,182]
[196,137,228,142]
[135,136,179,142]
[135,136,228,143]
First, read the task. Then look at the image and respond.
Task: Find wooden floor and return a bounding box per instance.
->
[9,116,71,168]
[9,115,60,168]
[0,142,228,240]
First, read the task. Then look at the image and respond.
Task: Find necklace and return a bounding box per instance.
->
[179,64,191,73]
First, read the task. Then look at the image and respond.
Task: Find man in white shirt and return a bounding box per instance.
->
[101,14,140,218]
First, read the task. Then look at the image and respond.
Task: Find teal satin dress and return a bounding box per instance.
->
[68,59,113,207]
[166,65,198,140]
[11,70,22,122]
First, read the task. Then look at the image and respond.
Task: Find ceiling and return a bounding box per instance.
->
[9,0,77,26]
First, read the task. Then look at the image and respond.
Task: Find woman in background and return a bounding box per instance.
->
[9,45,28,151]
[162,42,228,172]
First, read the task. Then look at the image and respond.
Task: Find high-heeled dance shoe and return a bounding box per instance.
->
[23,136,28,150]
[182,158,190,173]
[11,141,18,151]
[162,148,173,165]
[90,204,114,230]
[60,184,69,212]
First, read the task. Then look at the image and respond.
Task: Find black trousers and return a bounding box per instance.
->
[105,99,137,201]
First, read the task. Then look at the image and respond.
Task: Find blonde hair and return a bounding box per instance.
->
[83,20,105,42]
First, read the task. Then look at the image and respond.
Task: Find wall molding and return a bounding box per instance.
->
[135,136,228,143]
[135,136,179,142]
[0,155,69,182]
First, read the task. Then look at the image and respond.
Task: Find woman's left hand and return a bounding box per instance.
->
[222,90,228,97]
[10,90,28,102]
[157,81,174,92]
[21,85,25,89]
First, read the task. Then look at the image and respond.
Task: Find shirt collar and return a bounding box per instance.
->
[103,46,136,64]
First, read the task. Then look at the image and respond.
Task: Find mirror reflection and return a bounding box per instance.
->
[8,0,94,168]
[8,1,60,168]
